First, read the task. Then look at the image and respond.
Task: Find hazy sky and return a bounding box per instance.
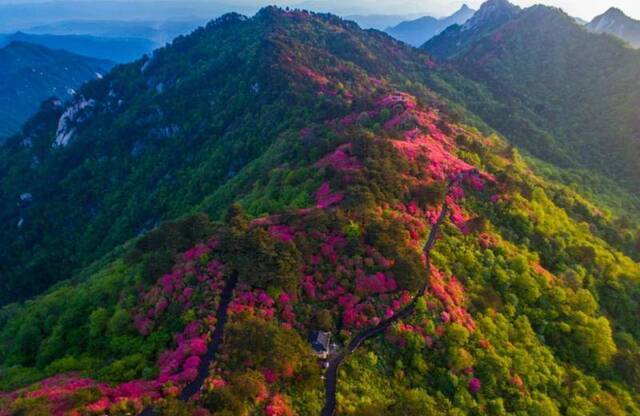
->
[288,0,640,20]
[478,0,640,20]
[0,0,637,21]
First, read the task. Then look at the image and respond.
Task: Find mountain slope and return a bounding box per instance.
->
[588,7,640,48]
[423,3,640,198]
[0,8,445,305]
[423,0,520,57]
[0,41,113,141]
[385,5,475,46]
[0,7,639,416]
[0,32,154,62]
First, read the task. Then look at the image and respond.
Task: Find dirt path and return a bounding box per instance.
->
[140,271,239,415]
[320,199,451,416]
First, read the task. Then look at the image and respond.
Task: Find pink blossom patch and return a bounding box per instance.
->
[268,225,296,242]
[315,182,344,209]
[316,144,361,171]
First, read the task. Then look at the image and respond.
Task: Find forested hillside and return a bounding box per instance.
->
[0,5,639,416]
[424,2,640,200]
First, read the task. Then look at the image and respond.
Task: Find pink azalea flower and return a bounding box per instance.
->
[469,378,481,394]
[315,182,344,209]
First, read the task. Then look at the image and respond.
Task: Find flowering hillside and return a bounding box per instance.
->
[1,5,640,416]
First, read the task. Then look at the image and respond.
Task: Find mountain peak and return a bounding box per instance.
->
[602,7,627,19]
[385,4,475,46]
[590,6,637,24]
[452,4,474,19]
[478,0,517,13]
[462,0,519,31]
[588,6,640,47]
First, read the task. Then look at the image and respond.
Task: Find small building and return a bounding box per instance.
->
[310,331,332,359]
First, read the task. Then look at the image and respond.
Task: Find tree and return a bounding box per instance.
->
[386,388,439,415]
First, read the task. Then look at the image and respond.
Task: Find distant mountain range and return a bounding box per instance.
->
[424,0,521,56]
[424,0,640,195]
[587,7,640,48]
[385,5,476,46]
[0,1,254,33]
[345,14,423,30]
[0,32,154,62]
[25,19,207,47]
[0,41,113,140]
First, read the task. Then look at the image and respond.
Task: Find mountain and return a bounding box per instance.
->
[345,14,422,30]
[0,41,113,141]
[424,2,640,198]
[293,0,440,16]
[423,0,520,57]
[0,7,640,416]
[588,7,640,48]
[0,32,154,63]
[25,19,207,47]
[574,17,588,25]
[0,9,440,306]
[0,1,255,33]
[386,5,476,46]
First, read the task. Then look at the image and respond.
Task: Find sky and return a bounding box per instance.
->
[0,0,637,21]
[289,0,639,20]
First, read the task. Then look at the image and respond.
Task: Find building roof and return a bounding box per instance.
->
[310,331,331,353]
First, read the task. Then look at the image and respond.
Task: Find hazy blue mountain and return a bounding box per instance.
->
[0,1,252,33]
[385,4,475,46]
[0,41,113,140]
[0,32,154,62]
[344,14,422,30]
[587,7,640,48]
[574,17,588,25]
[25,19,207,46]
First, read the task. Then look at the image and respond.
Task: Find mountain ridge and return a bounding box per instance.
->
[588,7,640,47]
[0,6,443,305]
[0,32,154,62]
[0,6,639,416]
[385,4,476,46]
[422,0,520,58]
[424,2,640,197]
[0,41,113,141]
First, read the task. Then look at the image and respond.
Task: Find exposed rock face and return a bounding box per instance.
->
[54,98,96,147]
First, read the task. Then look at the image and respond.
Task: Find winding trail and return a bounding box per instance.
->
[320,198,452,416]
[140,271,239,416]
[138,178,460,416]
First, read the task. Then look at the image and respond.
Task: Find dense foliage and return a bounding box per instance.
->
[424,1,640,199]
[0,5,640,416]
